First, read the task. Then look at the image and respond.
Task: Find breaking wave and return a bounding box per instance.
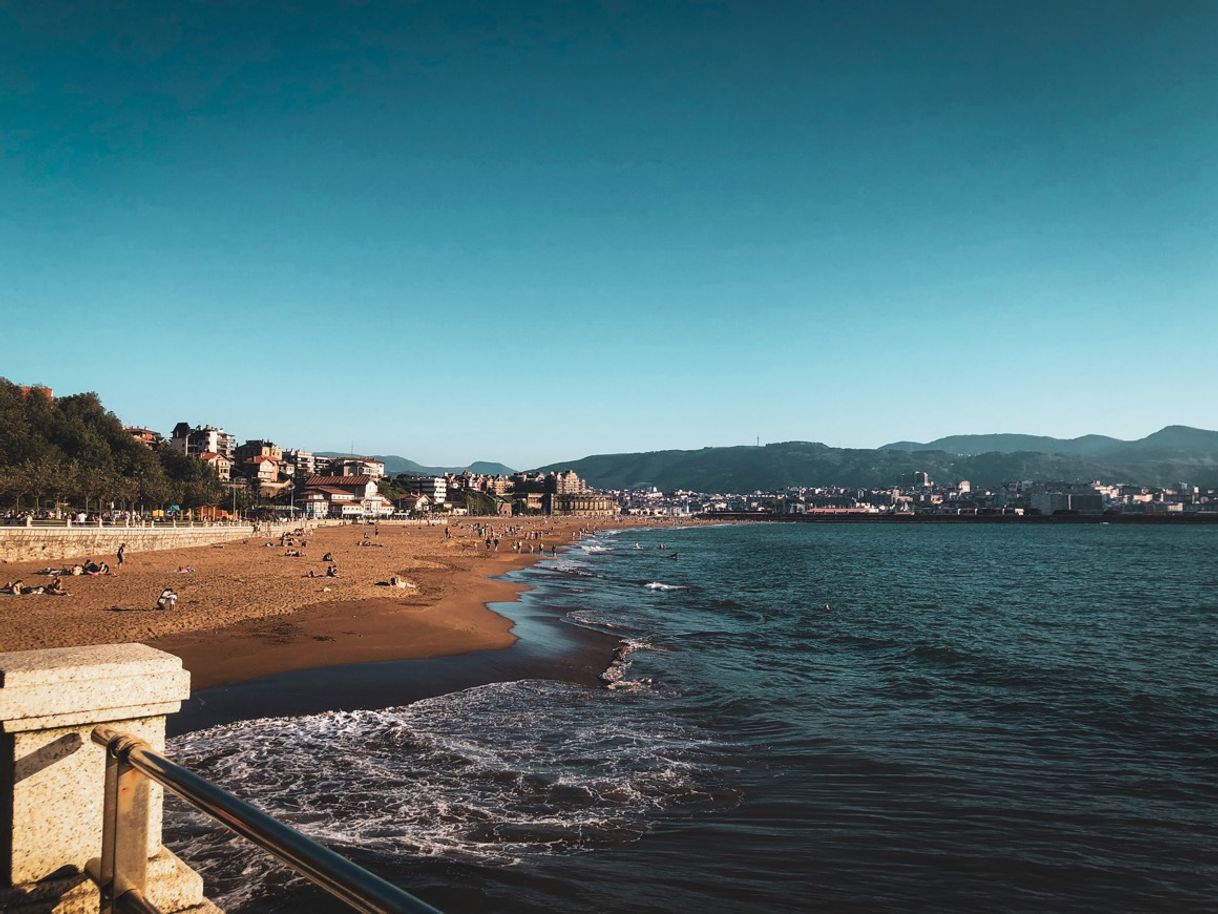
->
[165,680,733,912]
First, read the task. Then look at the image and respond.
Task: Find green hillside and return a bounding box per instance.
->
[0,379,226,510]
[536,433,1218,492]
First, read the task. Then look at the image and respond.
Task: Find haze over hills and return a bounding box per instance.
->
[315,454,515,477]
[534,426,1218,492]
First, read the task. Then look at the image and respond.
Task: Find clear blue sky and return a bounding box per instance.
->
[2,1,1215,468]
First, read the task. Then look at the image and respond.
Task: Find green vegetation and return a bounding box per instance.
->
[460,490,502,516]
[535,432,1218,492]
[0,379,227,511]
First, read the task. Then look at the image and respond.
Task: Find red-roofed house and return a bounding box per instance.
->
[199,451,232,481]
[301,475,388,519]
[395,494,431,514]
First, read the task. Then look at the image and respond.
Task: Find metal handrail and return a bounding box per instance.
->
[91,725,443,914]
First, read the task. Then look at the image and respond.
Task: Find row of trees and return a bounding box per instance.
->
[0,380,230,512]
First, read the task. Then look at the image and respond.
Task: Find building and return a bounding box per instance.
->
[300,475,388,518]
[395,494,431,514]
[125,427,163,448]
[242,456,280,485]
[170,423,236,459]
[198,451,232,482]
[234,440,284,463]
[910,471,931,489]
[284,449,317,477]
[510,472,546,493]
[401,475,447,504]
[330,457,386,479]
[548,492,618,516]
[1030,492,1104,514]
[547,470,586,494]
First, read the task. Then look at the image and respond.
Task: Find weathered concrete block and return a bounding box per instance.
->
[0,644,218,912]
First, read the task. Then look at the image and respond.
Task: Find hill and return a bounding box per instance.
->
[881,426,1218,459]
[315,453,515,477]
[535,428,1218,492]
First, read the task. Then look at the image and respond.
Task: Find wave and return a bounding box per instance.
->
[644,581,686,591]
[165,680,729,912]
[546,559,596,577]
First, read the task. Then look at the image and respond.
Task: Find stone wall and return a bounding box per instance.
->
[0,526,255,564]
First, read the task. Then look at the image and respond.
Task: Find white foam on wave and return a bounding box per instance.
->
[547,559,595,577]
[644,582,685,591]
[580,544,610,554]
[165,680,729,912]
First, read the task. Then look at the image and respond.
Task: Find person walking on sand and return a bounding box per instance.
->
[117,543,127,568]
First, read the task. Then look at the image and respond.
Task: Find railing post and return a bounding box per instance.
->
[99,732,151,914]
[0,644,220,913]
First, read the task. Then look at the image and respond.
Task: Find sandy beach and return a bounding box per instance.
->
[0,517,649,689]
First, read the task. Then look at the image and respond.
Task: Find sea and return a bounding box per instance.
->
[165,522,1218,913]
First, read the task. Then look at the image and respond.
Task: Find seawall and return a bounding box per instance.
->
[0,526,255,563]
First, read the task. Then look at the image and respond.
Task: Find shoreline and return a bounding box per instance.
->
[0,517,657,671]
[149,547,542,692]
[0,516,703,735]
[169,559,621,734]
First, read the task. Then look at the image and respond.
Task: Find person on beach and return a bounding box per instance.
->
[3,580,24,595]
[117,543,126,567]
[326,564,339,577]
[46,577,68,596]
[156,587,178,610]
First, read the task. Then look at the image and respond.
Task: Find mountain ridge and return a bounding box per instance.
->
[533,426,1218,492]
[314,453,515,477]
[880,425,1218,458]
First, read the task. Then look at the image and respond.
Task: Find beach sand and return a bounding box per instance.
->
[0,518,635,689]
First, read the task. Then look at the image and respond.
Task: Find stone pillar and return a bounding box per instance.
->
[0,644,221,913]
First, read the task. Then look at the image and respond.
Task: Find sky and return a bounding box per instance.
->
[2,1,1215,469]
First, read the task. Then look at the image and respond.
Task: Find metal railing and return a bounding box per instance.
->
[89,726,443,914]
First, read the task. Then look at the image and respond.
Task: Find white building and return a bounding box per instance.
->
[401,475,447,504]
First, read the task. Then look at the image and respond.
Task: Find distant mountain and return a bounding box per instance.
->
[535,427,1218,491]
[881,426,1218,459]
[881,433,1125,457]
[315,453,515,477]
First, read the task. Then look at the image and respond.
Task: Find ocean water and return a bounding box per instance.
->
[165,523,1218,912]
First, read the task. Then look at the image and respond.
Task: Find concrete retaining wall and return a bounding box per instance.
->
[0,526,256,563]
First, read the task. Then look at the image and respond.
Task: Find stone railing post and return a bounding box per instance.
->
[0,644,221,913]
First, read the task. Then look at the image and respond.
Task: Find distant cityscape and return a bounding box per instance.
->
[7,384,1215,522]
[123,419,618,519]
[137,417,1215,522]
[616,473,1216,518]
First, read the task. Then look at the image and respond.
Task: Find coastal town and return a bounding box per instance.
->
[2,384,1214,526]
[112,421,1218,523]
[141,417,619,519]
[618,473,1218,519]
